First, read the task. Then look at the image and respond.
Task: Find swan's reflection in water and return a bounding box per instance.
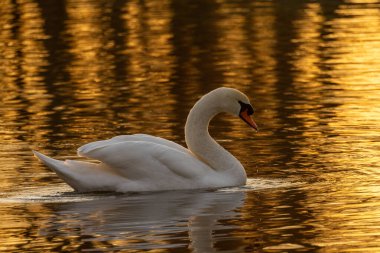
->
[39,190,245,251]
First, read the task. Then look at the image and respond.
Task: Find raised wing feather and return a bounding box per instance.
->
[77,140,213,182]
[78,134,189,157]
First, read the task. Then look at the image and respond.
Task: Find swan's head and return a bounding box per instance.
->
[212,87,258,131]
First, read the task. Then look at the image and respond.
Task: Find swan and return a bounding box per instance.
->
[33,87,258,192]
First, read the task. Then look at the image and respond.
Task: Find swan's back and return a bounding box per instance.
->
[78,134,190,157]
[35,134,227,192]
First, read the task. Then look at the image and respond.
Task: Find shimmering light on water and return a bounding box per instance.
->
[1,0,380,252]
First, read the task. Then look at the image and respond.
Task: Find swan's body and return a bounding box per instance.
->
[33,87,258,192]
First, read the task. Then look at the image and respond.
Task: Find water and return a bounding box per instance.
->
[1,0,380,251]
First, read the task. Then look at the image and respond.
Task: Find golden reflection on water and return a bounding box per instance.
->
[65,0,114,96]
[0,0,380,252]
[292,3,323,86]
[120,0,177,136]
[310,2,380,171]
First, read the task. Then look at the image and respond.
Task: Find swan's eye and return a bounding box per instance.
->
[238,101,254,115]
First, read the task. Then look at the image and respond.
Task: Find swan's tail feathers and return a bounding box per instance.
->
[33,150,67,175]
[33,150,81,191]
[32,151,126,192]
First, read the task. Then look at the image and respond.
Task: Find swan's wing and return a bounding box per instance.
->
[78,134,189,156]
[77,140,212,181]
[33,151,128,192]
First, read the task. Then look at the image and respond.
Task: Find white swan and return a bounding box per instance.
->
[33,87,258,192]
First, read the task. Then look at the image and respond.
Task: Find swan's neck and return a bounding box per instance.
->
[184,94,246,181]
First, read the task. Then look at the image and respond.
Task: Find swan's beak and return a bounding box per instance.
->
[239,109,259,131]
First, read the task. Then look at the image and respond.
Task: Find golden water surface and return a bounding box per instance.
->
[1,0,380,252]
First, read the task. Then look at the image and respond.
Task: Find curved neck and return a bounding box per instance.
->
[184,94,245,177]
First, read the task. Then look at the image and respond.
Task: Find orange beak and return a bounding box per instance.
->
[239,109,258,131]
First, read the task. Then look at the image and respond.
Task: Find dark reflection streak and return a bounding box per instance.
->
[38,1,69,83]
[107,0,133,128]
[38,1,71,147]
[193,0,223,93]
[318,1,341,85]
[319,0,341,24]
[5,1,29,144]
[93,0,127,130]
[9,0,23,88]
[110,0,129,85]
[272,2,303,170]
[169,0,197,140]
[315,2,342,145]
[272,0,303,190]
[270,2,322,249]
[169,0,223,142]
[169,0,188,125]
[171,0,222,93]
